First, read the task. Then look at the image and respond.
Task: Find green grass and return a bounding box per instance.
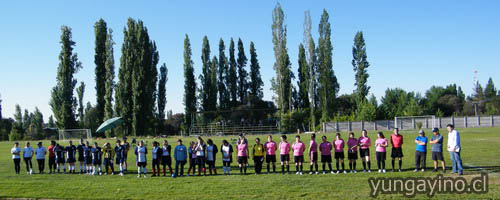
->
[0,127,499,199]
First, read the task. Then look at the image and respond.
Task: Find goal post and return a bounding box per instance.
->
[394,115,436,130]
[58,129,92,141]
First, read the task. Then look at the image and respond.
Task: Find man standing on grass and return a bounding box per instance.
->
[414,130,428,172]
[430,128,445,173]
[390,128,403,172]
[447,124,463,175]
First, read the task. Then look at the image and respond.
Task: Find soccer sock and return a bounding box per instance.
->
[286,165,290,173]
[322,163,326,172]
[353,162,357,170]
[367,161,371,170]
[392,159,395,170]
[296,165,299,172]
[273,164,276,172]
[336,161,340,171]
[169,167,173,175]
[281,165,284,173]
[362,161,366,170]
[138,167,141,175]
[328,163,332,171]
[349,162,353,170]
[244,166,247,174]
[382,161,385,170]
[315,163,318,172]
[341,163,345,171]
[398,160,402,170]
[267,164,270,172]
[240,166,243,173]
[300,165,303,172]
[310,165,313,172]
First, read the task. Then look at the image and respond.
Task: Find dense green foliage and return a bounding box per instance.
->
[94,19,107,126]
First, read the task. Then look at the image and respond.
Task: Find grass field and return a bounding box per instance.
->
[0,127,499,199]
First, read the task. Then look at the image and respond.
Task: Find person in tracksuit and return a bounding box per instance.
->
[187,141,197,176]
[174,139,188,177]
[161,140,173,176]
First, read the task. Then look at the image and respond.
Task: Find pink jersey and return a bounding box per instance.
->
[279,142,290,155]
[237,143,248,157]
[375,138,388,152]
[292,142,306,156]
[358,136,371,149]
[265,141,277,155]
[347,138,358,152]
[334,139,344,152]
[319,142,332,155]
[309,140,318,152]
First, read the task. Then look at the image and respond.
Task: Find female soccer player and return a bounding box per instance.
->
[135,140,148,178]
[187,141,197,176]
[206,139,218,175]
[309,134,319,174]
[76,139,85,173]
[84,141,93,175]
[319,135,334,174]
[252,138,265,174]
[237,138,249,175]
[11,142,21,174]
[292,135,306,175]
[195,137,207,176]
[54,143,66,173]
[358,130,372,173]
[114,140,124,176]
[35,142,46,174]
[347,132,359,173]
[333,133,346,174]
[279,135,291,174]
[161,140,173,177]
[221,140,233,175]
[375,132,388,173]
[23,141,34,174]
[65,140,77,174]
[264,135,277,173]
[152,141,161,177]
[91,142,102,175]
[102,142,115,175]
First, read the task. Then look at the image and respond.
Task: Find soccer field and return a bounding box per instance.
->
[0,127,499,199]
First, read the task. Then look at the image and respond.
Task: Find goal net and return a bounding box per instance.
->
[394,115,436,130]
[58,129,92,141]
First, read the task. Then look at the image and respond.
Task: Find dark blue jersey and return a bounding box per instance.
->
[76,144,84,158]
[65,145,76,160]
[91,147,102,161]
[54,145,65,160]
[83,146,92,158]
[114,145,123,159]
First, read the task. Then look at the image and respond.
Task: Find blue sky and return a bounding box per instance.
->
[1,0,499,121]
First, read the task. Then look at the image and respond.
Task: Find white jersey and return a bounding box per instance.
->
[36,147,46,160]
[222,145,231,161]
[11,147,21,159]
[23,146,34,158]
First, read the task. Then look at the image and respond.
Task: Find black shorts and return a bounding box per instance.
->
[104,158,113,166]
[310,152,318,162]
[206,160,216,166]
[138,162,147,167]
[152,158,160,165]
[432,152,444,161]
[360,149,370,157]
[115,157,123,165]
[238,156,248,164]
[93,159,102,165]
[122,154,128,163]
[294,156,304,163]
[334,152,345,159]
[161,156,171,166]
[348,152,358,160]
[85,157,92,165]
[376,151,386,161]
[391,147,404,158]
[67,157,76,163]
[266,154,276,163]
[49,157,56,165]
[321,154,332,163]
[78,155,85,162]
[280,154,290,162]
[56,158,65,164]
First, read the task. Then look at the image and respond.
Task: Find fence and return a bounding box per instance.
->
[323,115,500,133]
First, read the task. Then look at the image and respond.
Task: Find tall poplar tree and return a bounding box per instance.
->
[352,31,370,103]
[297,44,310,108]
[228,38,238,107]
[94,19,107,125]
[183,34,197,132]
[157,63,168,135]
[50,26,81,129]
[237,38,248,103]
[104,28,115,137]
[249,41,263,100]
[217,39,230,111]
[76,82,85,125]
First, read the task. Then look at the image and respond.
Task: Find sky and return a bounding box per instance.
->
[0,0,499,121]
